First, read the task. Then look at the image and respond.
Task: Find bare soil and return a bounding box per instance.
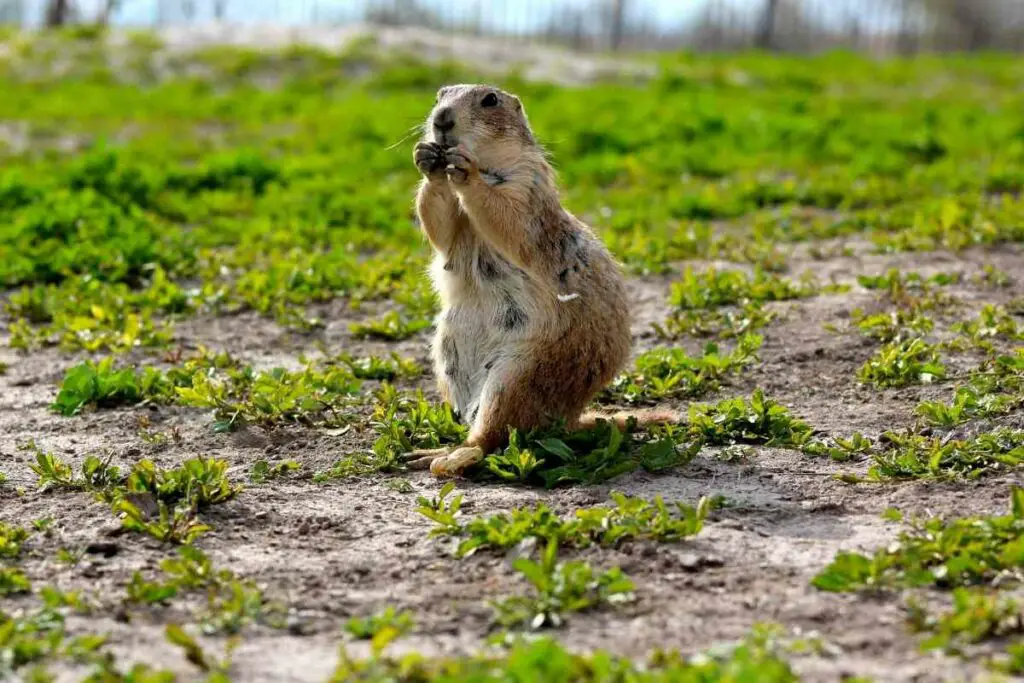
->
[2,243,1023,681]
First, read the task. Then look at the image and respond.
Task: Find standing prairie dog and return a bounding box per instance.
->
[407,84,666,478]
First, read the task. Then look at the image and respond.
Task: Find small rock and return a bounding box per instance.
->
[678,553,725,572]
[102,524,127,537]
[85,541,121,557]
[287,616,315,636]
[678,553,701,571]
[81,563,104,578]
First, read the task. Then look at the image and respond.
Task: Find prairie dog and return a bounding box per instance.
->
[407,84,645,477]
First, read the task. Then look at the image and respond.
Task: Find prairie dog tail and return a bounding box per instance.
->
[577,409,682,432]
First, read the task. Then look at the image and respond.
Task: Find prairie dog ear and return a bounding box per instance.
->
[436,86,451,102]
[511,95,524,114]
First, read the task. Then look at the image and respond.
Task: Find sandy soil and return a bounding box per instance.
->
[2,241,1022,681]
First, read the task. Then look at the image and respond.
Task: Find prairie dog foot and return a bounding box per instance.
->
[429,446,484,478]
[403,447,450,470]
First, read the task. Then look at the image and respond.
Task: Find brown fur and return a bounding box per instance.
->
[577,409,683,433]
[408,84,660,477]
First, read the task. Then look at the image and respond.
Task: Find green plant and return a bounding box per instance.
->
[914,353,1024,428]
[976,265,1011,288]
[857,337,946,388]
[334,353,423,381]
[312,453,387,482]
[368,386,467,469]
[954,304,1024,350]
[108,458,240,544]
[867,429,1024,481]
[915,386,1017,427]
[0,522,30,558]
[175,362,361,431]
[421,490,712,558]
[857,268,958,299]
[27,448,75,490]
[127,572,179,605]
[656,300,777,340]
[0,607,70,676]
[848,308,935,343]
[481,417,701,488]
[349,309,432,341]
[164,624,236,677]
[483,429,547,482]
[656,266,825,341]
[23,443,123,493]
[115,499,211,545]
[415,482,464,536]
[56,548,84,566]
[490,540,634,629]
[908,589,1022,661]
[602,334,761,404]
[813,487,1024,592]
[687,389,813,447]
[802,432,874,461]
[51,358,146,416]
[30,518,54,535]
[669,266,819,310]
[0,567,30,596]
[125,457,241,509]
[249,459,302,484]
[126,547,281,635]
[201,577,277,635]
[345,607,415,640]
[329,625,798,681]
[574,492,712,545]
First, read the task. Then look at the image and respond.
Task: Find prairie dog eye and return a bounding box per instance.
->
[481,93,499,108]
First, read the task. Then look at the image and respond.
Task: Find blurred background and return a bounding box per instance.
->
[2,0,1023,55]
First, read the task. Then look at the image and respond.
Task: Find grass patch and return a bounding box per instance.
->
[51,357,159,416]
[491,540,634,629]
[656,267,829,340]
[908,588,1023,675]
[345,607,415,641]
[0,523,30,559]
[26,446,121,492]
[329,625,799,681]
[368,385,467,467]
[485,419,700,488]
[914,349,1024,428]
[126,546,283,634]
[601,333,761,404]
[112,457,242,545]
[418,486,712,558]
[687,389,813,447]
[50,349,414,430]
[857,337,946,388]
[0,568,30,597]
[249,459,302,484]
[813,487,1024,592]
[867,430,1024,481]
[669,267,821,310]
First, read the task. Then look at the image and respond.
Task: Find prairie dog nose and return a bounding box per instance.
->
[433,106,455,133]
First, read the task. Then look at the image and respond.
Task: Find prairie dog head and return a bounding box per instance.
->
[425,84,537,166]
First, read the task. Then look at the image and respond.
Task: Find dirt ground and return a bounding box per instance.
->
[2,239,1022,682]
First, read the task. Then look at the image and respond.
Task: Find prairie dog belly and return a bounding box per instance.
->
[432,304,499,423]
[429,246,540,423]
